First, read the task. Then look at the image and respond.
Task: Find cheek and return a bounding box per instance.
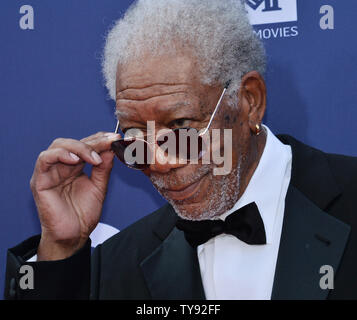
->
[231,125,251,167]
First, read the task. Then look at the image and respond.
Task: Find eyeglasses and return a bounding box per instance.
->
[111,80,231,170]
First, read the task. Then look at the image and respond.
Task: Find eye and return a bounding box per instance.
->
[169,118,191,128]
[124,128,146,138]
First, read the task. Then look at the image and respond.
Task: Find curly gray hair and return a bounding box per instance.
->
[102,0,266,107]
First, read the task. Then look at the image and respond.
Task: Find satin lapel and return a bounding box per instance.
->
[271,185,350,300]
[140,227,206,300]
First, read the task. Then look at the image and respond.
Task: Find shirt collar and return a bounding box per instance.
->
[216,125,292,244]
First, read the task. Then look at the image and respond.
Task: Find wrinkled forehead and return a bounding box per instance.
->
[115,53,200,95]
[113,52,222,126]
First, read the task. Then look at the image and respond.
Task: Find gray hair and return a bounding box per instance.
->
[102,0,266,107]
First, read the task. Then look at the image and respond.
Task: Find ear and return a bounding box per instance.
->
[239,71,267,134]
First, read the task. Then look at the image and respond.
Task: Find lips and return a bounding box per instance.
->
[163,174,208,201]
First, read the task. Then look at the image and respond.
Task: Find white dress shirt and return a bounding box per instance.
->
[198,125,292,300]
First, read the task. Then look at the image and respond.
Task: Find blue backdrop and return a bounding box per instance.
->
[0,0,356,298]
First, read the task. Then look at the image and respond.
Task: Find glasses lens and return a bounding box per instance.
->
[112,128,208,169]
[111,138,151,170]
[157,128,205,161]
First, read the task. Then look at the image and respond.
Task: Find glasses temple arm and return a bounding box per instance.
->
[200,81,230,136]
[114,120,120,134]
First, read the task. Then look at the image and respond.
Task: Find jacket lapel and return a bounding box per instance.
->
[140,226,205,300]
[273,135,351,299]
[271,185,350,299]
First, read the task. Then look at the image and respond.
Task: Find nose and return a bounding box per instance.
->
[147,143,186,174]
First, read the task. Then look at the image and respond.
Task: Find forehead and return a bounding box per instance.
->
[113,53,220,126]
[115,53,199,94]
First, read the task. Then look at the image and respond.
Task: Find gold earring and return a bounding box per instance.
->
[255,124,261,136]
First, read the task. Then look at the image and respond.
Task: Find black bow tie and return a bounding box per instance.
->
[176,202,266,248]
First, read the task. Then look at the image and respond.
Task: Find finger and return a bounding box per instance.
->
[82,132,121,154]
[80,131,120,144]
[90,150,115,194]
[47,139,103,166]
[35,148,85,173]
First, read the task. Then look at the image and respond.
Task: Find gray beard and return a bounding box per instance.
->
[150,158,242,221]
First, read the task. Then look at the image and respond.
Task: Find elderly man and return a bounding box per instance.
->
[4,0,357,300]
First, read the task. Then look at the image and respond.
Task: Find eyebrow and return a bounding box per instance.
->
[114,109,129,119]
[159,101,192,112]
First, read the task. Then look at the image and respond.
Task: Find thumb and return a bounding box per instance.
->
[90,150,115,194]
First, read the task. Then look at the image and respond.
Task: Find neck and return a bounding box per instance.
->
[237,128,267,201]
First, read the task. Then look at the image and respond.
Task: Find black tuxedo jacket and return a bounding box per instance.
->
[4,135,357,300]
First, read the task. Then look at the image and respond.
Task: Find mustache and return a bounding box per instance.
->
[149,165,212,190]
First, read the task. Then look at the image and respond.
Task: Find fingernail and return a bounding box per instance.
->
[69,152,80,161]
[91,151,102,164]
